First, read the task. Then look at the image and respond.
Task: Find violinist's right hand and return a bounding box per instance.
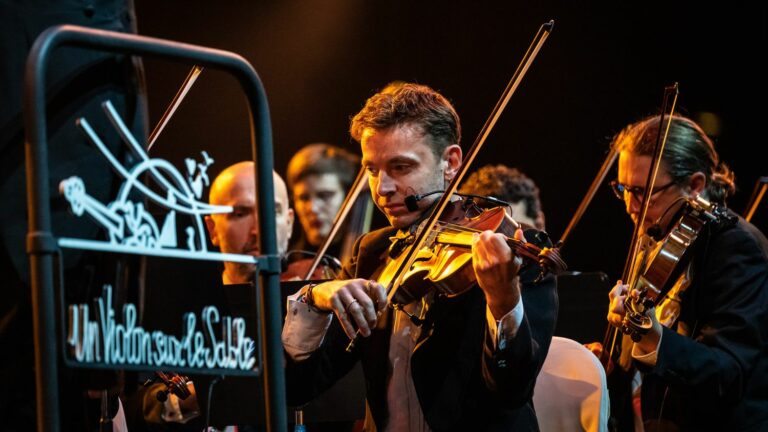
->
[607,280,629,328]
[472,229,524,320]
[309,279,387,339]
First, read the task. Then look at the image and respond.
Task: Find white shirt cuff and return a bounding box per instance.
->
[486,297,524,350]
[631,331,663,366]
[161,390,198,424]
[282,289,333,361]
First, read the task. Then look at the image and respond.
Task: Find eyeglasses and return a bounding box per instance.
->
[609,180,676,202]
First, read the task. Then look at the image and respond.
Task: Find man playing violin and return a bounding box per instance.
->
[602,115,768,431]
[282,82,558,431]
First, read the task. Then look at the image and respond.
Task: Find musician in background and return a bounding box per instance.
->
[600,114,768,430]
[205,161,294,284]
[459,164,546,230]
[137,162,294,428]
[286,143,360,263]
[282,82,558,430]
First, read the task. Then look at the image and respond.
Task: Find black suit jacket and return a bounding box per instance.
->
[285,225,559,431]
[638,215,768,431]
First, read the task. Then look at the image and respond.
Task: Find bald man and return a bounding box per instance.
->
[205,161,294,284]
[139,162,295,427]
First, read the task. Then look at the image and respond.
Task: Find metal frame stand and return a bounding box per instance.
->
[24,24,286,431]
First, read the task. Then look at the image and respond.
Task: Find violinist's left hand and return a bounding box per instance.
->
[608,284,663,355]
[472,229,524,320]
[632,301,663,356]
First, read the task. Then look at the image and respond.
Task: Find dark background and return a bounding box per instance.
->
[133,0,767,294]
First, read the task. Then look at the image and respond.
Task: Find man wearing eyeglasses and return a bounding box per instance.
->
[594,114,768,431]
[609,179,676,229]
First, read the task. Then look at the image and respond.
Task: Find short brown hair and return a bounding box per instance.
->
[349,82,461,157]
[286,143,359,191]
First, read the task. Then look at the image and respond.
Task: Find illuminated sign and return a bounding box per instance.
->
[58,100,260,373]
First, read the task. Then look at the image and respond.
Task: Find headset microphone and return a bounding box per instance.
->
[404,190,444,211]
[404,195,420,212]
[404,190,514,212]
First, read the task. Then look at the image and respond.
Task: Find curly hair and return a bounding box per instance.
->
[611,114,735,204]
[459,164,543,223]
[349,82,461,157]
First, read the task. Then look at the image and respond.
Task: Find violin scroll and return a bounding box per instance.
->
[534,243,567,280]
[621,298,655,342]
[143,371,192,402]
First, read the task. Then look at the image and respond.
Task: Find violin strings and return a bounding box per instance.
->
[426,218,565,274]
[434,221,482,234]
[431,220,527,248]
[423,219,563,272]
[433,221,480,243]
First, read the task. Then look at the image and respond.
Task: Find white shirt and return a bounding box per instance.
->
[282,289,524,430]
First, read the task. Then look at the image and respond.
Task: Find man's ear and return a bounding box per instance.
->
[442,144,463,182]
[204,215,219,246]
[688,171,707,196]
[286,208,295,243]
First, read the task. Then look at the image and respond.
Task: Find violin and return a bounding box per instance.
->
[600,84,679,367]
[143,371,192,402]
[345,20,557,351]
[282,253,342,281]
[620,195,734,341]
[381,198,567,306]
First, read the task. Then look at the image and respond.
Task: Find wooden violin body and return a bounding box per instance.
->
[621,195,734,340]
[381,199,566,305]
[282,258,340,281]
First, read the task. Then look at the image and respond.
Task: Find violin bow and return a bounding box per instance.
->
[604,83,679,362]
[346,20,555,352]
[622,83,679,284]
[744,176,768,222]
[385,20,556,305]
[556,147,618,249]
[147,65,204,151]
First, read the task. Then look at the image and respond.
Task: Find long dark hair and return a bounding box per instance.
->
[611,114,735,204]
